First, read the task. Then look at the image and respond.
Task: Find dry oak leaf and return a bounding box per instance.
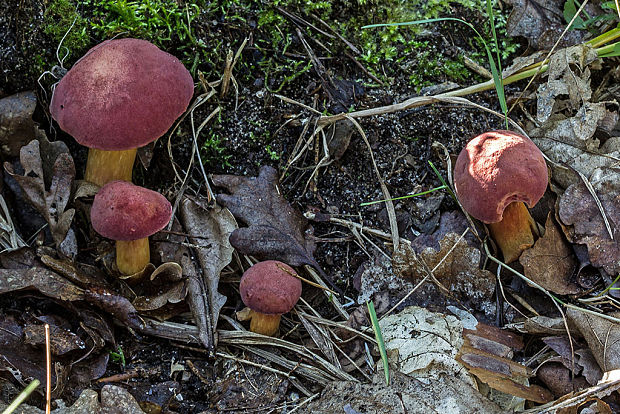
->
[212,166,331,284]
[4,140,76,256]
[519,214,579,295]
[567,308,620,372]
[558,167,620,276]
[0,91,37,157]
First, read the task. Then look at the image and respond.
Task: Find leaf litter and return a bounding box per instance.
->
[3,9,620,414]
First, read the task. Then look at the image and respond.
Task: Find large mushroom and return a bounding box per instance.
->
[91,181,172,275]
[239,261,302,336]
[50,38,194,187]
[454,130,548,263]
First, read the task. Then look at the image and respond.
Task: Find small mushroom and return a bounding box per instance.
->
[454,130,548,263]
[91,181,172,275]
[239,261,302,336]
[50,38,194,187]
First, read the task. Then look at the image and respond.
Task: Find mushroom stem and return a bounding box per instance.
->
[487,201,538,263]
[249,310,282,336]
[84,148,137,187]
[115,238,150,275]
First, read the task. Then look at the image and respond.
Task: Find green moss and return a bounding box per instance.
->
[43,0,91,60]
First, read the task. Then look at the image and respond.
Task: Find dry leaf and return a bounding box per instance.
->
[379,306,476,386]
[457,323,554,404]
[536,45,598,123]
[505,0,588,50]
[394,232,495,315]
[0,91,37,157]
[23,323,85,355]
[179,197,235,352]
[212,166,332,286]
[84,287,144,330]
[4,140,76,257]
[519,214,579,295]
[0,267,83,301]
[303,371,504,414]
[567,308,620,372]
[558,167,620,277]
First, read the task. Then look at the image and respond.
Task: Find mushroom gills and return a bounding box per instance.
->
[487,201,538,263]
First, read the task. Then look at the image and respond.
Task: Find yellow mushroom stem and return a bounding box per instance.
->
[248,310,282,336]
[115,238,150,275]
[487,201,539,263]
[84,148,138,187]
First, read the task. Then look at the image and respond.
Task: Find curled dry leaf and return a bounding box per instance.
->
[212,166,333,286]
[519,214,579,295]
[558,167,620,277]
[567,308,620,372]
[457,322,553,405]
[4,140,76,257]
[179,196,235,352]
[84,287,144,330]
[0,91,37,157]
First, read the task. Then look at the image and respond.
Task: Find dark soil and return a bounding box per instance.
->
[0,0,518,412]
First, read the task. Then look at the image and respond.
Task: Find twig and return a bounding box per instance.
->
[45,324,51,414]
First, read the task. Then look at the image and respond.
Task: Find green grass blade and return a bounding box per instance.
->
[2,379,40,414]
[360,185,447,206]
[367,300,390,385]
[428,161,457,202]
[485,0,508,128]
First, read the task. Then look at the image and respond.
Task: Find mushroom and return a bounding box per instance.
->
[91,181,172,275]
[50,38,194,187]
[453,130,548,263]
[239,260,302,336]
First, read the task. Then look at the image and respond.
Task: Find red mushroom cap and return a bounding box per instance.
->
[453,130,548,223]
[50,38,193,151]
[240,261,302,315]
[91,181,172,241]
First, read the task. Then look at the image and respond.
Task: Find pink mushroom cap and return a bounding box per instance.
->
[453,130,548,223]
[240,261,302,315]
[91,181,172,241]
[50,38,194,151]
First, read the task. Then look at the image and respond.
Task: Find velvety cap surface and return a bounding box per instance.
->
[453,130,548,223]
[50,38,194,150]
[240,261,302,315]
[91,181,172,240]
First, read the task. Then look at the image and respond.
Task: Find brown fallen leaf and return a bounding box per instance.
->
[0,267,84,301]
[4,140,76,257]
[212,166,336,289]
[394,232,496,315]
[558,167,620,277]
[84,287,144,330]
[505,0,589,50]
[179,197,235,352]
[537,362,589,398]
[457,322,554,404]
[0,91,37,157]
[567,308,620,372]
[23,322,86,356]
[519,214,579,295]
[132,262,187,313]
